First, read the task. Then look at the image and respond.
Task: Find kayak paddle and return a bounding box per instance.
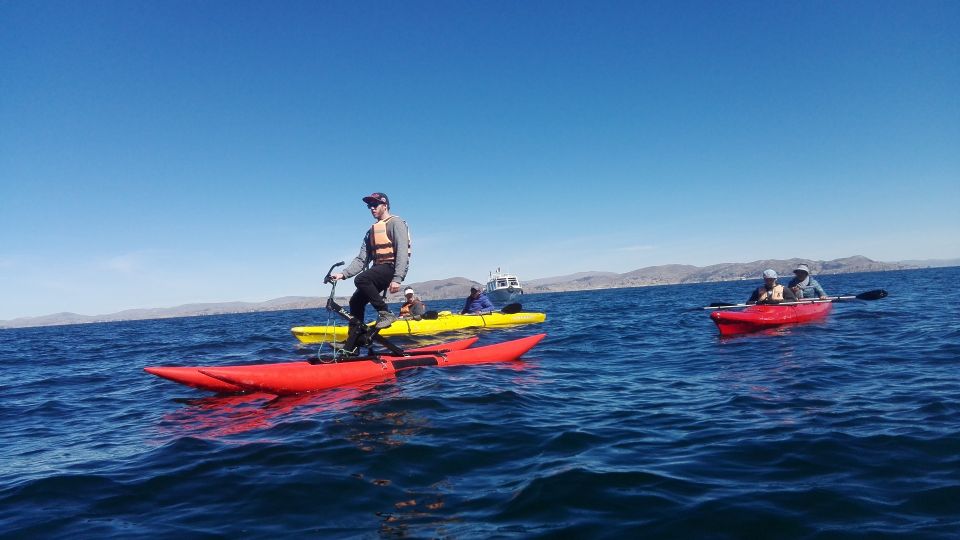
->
[501,302,523,314]
[703,289,888,310]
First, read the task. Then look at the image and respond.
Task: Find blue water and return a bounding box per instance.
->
[2,268,959,538]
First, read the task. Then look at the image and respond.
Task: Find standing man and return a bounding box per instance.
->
[330,192,411,348]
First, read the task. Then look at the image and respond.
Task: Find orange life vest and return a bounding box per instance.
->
[757,284,785,302]
[399,299,424,317]
[370,217,395,265]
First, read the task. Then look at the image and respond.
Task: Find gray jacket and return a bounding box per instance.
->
[788,276,827,299]
[341,216,410,283]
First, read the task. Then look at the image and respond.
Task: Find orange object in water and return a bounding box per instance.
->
[199,334,546,396]
[145,336,480,394]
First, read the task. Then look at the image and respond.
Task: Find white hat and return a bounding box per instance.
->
[403,287,414,295]
[794,264,810,274]
[762,269,778,279]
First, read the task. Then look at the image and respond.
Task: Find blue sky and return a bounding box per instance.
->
[1,1,958,320]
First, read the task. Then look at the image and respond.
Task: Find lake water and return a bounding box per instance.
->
[1,268,958,538]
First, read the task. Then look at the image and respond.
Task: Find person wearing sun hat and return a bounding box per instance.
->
[747,268,798,304]
[329,192,412,349]
[399,287,426,320]
[788,263,828,299]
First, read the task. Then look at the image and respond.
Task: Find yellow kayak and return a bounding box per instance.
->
[291,311,546,343]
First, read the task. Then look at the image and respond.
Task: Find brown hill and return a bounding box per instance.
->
[0,256,950,329]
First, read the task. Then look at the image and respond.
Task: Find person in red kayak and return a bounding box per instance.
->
[747,269,798,304]
[788,264,829,299]
[329,192,411,349]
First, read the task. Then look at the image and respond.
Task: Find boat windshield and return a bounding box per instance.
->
[488,272,522,290]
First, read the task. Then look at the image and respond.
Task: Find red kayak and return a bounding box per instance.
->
[145,336,480,394]
[710,302,833,336]
[199,334,545,396]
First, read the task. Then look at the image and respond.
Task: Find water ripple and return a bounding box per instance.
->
[1,269,959,537]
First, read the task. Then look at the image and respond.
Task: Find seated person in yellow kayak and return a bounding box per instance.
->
[461,286,495,314]
[788,264,828,299]
[399,287,426,320]
[747,269,798,304]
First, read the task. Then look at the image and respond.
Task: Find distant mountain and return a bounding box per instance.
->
[392,277,478,303]
[525,271,620,287]
[1,256,953,329]
[893,258,960,268]
[524,255,922,293]
[0,299,329,330]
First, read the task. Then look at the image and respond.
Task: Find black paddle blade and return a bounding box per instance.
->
[500,303,523,314]
[422,310,439,320]
[856,289,888,300]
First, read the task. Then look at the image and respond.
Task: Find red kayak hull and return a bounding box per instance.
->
[145,336,480,394]
[710,303,833,336]
[200,334,546,396]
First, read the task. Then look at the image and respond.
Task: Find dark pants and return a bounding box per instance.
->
[348,263,394,320]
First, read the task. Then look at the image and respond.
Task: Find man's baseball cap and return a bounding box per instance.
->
[404,287,414,295]
[762,269,778,279]
[362,192,390,207]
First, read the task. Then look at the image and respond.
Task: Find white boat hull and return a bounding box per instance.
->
[487,287,522,304]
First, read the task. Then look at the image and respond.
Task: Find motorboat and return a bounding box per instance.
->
[485,268,523,303]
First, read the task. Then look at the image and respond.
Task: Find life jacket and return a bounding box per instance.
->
[757,284,785,302]
[399,298,424,317]
[370,217,396,265]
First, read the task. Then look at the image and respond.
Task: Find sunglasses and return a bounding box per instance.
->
[367,203,383,209]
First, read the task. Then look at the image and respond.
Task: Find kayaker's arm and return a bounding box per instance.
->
[747,285,798,304]
[757,287,799,304]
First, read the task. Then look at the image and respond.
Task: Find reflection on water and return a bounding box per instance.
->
[154,381,390,440]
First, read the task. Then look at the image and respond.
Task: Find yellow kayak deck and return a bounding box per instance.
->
[291,311,546,343]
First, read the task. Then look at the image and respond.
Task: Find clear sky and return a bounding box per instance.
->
[2,1,958,320]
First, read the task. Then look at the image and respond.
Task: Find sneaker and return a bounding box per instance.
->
[375,310,398,329]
